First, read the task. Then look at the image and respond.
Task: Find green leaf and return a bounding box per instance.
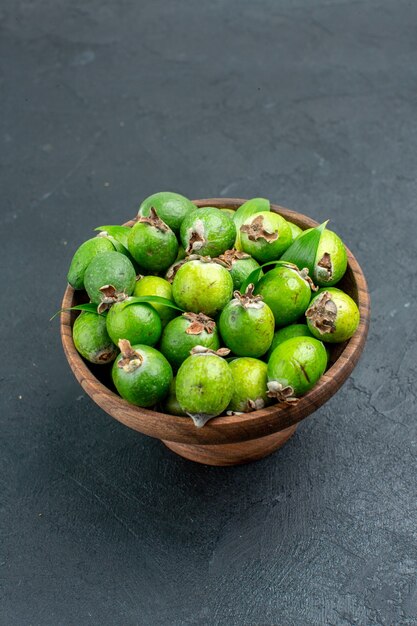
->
[122,296,184,312]
[95,225,131,250]
[50,303,101,321]
[280,220,329,277]
[240,260,296,294]
[233,198,270,250]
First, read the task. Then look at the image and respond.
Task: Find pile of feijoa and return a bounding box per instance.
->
[64,192,360,427]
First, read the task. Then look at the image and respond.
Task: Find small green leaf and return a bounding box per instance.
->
[233,198,270,250]
[95,225,131,251]
[122,296,184,312]
[280,220,329,277]
[240,260,296,294]
[50,303,101,321]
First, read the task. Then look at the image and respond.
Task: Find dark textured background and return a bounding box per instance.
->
[1,1,416,624]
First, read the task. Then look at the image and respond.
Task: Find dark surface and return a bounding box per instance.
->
[1,0,416,624]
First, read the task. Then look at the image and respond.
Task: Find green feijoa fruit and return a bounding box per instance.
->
[128,208,178,273]
[176,347,234,427]
[180,207,236,257]
[305,288,359,343]
[138,191,195,234]
[219,285,274,358]
[240,211,292,262]
[67,237,115,290]
[163,377,187,416]
[255,264,313,327]
[106,298,162,346]
[112,340,172,407]
[288,221,303,243]
[134,275,178,328]
[217,250,262,291]
[84,251,136,306]
[313,229,348,287]
[228,357,268,413]
[72,312,117,364]
[160,312,220,370]
[267,336,327,402]
[172,259,233,317]
[266,323,313,359]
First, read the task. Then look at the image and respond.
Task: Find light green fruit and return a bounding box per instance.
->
[67,237,115,290]
[266,323,314,359]
[267,336,328,400]
[254,264,312,327]
[240,211,292,262]
[233,197,270,250]
[176,349,234,427]
[138,191,195,234]
[306,288,359,343]
[72,312,117,364]
[128,209,178,273]
[218,287,274,358]
[84,251,136,304]
[287,221,303,243]
[172,259,233,317]
[106,299,162,346]
[134,275,178,328]
[160,313,220,370]
[228,358,268,413]
[313,229,348,287]
[163,377,187,416]
[112,340,172,407]
[180,207,236,257]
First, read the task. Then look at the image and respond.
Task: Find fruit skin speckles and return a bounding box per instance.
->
[84,251,136,305]
[160,312,221,371]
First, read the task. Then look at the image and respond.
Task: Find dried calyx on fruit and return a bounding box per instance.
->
[183,312,216,335]
[305,291,337,335]
[135,206,170,231]
[266,381,298,404]
[128,207,178,273]
[180,207,236,257]
[159,312,221,370]
[216,249,262,290]
[97,285,128,314]
[117,339,144,373]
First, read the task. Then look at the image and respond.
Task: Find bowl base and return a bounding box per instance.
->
[162,425,297,466]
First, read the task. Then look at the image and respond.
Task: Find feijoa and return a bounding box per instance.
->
[84,251,136,306]
[176,347,234,427]
[128,208,178,273]
[306,288,359,343]
[240,211,292,262]
[134,275,178,327]
[228,357,268,413]
[67,236,115,290]
[112,340,172,407]
[267,336,327,402]
[255,264,312,327]
[106,298,162,346]
[313,229,348,287]
[172,258,233,317]
[163,377,187,416]
[217,249,262,291]
[219,285,274,358]
[160,312,220,370]
[266,323,313,359]
[138,191,195,233]
[180,207,236,257]
[73,312,117,364]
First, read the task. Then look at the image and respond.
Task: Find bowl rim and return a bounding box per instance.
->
[61,198,370,445]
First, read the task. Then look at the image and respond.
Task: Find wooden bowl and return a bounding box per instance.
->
[61,199,370,466]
